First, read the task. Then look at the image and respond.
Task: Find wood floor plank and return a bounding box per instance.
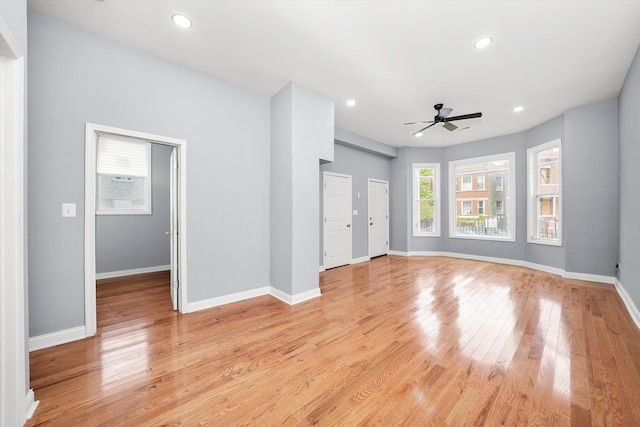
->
[26,257,640,426]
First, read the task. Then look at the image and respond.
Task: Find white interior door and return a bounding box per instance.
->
[368,179,389,258]
[323,172,352,269]
[169,147,178,310]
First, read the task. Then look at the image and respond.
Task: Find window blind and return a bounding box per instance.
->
[97,134,149,177]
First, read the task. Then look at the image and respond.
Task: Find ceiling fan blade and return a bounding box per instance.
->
[412,122,437,135]
[404,120,434,125]
[445,112,483,122]
[438,108,453,119]
[443,121,458,131]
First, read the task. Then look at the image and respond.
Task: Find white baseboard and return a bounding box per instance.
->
[390,251,613,284]
[389,250,408,256]
[351,256,370,265]
[25,389,39,419]
[319,265,325,272]
[187,285,322,312]
[186,286,270,313]
[563,271,616,285]
[615,278,640,330]
[270,286,322,305]
[29,325,87,352]
[96,265,171,280]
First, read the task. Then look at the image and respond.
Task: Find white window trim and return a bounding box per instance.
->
[412,163,440,237]
[527,139,562,246]
[477,175,485,190]
[96,135,152,215]
[449,152,516,241]
[461,175,472,191]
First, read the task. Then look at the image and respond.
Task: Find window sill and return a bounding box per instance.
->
[527,238,562,247]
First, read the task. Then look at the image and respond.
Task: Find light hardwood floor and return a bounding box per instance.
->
[27,256,640,426]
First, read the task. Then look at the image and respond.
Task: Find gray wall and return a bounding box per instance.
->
[524,115,565,268]
[270,85,293,294]
[389,106,619,278]
[389,147,411,253]
[442,133,527,261]
[96,143,172,274]
[28,12,270,336]
[320,143,392,264]
[619,44,640,309]
[564,99,619,276]
[271,82,333,295]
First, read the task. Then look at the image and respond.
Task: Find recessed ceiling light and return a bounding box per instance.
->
[172,14,192,29]
[513,105,525,112]
[415,132,423,138]
[474,37,493,49]
[346,99,356,107]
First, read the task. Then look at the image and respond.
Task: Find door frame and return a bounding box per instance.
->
[0,17,32,425]
[368,178,389,258]
[84,123,188,336]
[322,171,352,269]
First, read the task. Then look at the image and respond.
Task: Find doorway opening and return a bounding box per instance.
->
[84,123,188,337]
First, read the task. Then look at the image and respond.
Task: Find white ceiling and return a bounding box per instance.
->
[27,0,640,147]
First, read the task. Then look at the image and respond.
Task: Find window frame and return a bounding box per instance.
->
[476,175,485,190]
[527,139,562,246]
[412,163,440,237]
[449,152,516,241]
[461,175,472,191]
[96,134,152,215]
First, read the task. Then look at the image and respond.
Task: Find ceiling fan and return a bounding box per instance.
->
[405,103,483,135]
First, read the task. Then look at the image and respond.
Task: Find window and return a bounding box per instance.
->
[528,139,561,245]
[413,163,440,236]
[96,134,151,215]
[449,152,515,240]
[461,175,472,191]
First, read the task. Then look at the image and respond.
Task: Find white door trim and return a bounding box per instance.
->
[0,16,34,425]
[84,123,189,337]
[368,178,389,258]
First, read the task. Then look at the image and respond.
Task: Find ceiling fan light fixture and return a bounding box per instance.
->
[172,14,192,29]
[474,37,493,49]
[513,105,525,112]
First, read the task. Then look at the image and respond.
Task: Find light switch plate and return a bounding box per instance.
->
[62,203,76,217]
[353,210,358,215]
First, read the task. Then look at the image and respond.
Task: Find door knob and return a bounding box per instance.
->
[370,223,373,225]
[346,224,351,228]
